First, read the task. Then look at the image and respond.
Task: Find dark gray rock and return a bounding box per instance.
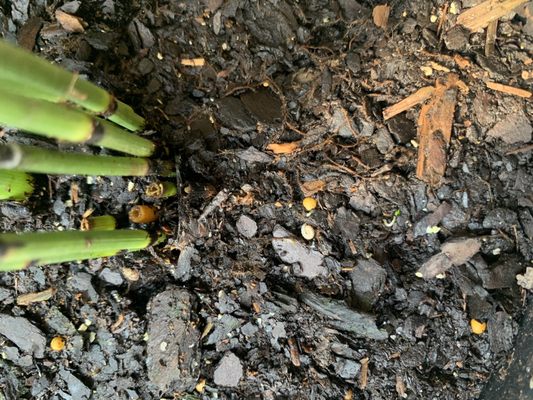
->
[45,307,77,336]
[483,208,518,230]
[237,147,273,164]
[299,292,388,340]
[146,288,200,394]
[0,314,46,358]
[59,368,91,400]
[349,185,379,215]
[213,353,243,387]
[171,245,198,281]
[350,258,387,311]
[69,272,98,303]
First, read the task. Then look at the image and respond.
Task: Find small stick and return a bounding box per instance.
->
[199,189,229,221]
[486,81,532,98]
[383,86,435,120]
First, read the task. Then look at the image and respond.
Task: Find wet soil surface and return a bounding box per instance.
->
[1,0,532,399]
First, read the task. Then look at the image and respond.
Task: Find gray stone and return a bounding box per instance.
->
[206,314,241,345]
[487,111,532,144]
[349,186,379,215]
[272,226,325,278]
[99,268,124,286]
[172,245,198,281]
[59,369,91,400]
[350,258,387,310]
[483,208,518,230]
[213,353,243,387]
[45,307,77,336]
[237,147,273,164]
[0,314,46,358]
[69,272,98,302]
[236,215,258,238]
[334,357,361,379]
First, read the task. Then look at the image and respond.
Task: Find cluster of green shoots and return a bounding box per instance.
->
[0,40,175,271]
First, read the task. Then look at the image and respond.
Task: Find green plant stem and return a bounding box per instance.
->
[146,181,178,198]
[0,169,34,200]
[0,229,162,271]
[0,39,144,131]
[81,215,117,231]
[0,89,154,156]
[0,143,175,177]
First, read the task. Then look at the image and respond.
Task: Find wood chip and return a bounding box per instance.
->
[453,54,471,69]
[485,19,498,56]
[486,81,532,98]
[288,338,301,367]
[55,10,86,33]
[359,357,369,389]
[16,288,56,306]
[180,57,206,67]
[266,141,300,154]
[416,74,458,186]
[457,0,529,32]
[382,86,435,120]
[373,4,390,29]
[396,375,407,398]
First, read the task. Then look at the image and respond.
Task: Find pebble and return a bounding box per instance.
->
[213,352,243,387]
[236,215,257,238]
[350,258,387,311]
[0,314,46,358]
[486,111,532,144]
[272,226,325,278]
[99,268,124,286]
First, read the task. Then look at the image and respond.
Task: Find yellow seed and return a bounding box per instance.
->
[50,336,66,351]
[129,205,158,223]
[470,319,487,335]
[302,197,317,211]
[195,378,206,393]
[301,223,315,240]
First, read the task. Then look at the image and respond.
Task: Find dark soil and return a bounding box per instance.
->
[1,0,532,399]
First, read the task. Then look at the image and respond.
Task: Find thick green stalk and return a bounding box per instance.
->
[0,229,158,271]
[0,143,175,177]
[0,170,34,200]
[0,39,144,131]
[0,89,154,157]
[81,215,117,231]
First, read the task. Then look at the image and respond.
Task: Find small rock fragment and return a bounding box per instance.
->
[69,272,99,302]
[482,208,518,230]
[486,111,532,144]
[237,147,273,164]
[272,226,325,278]
[517,268,533,290]
[236,215,257,238]
[350,258,387,311]
[213,353,243,387]
[349,186,379,215]
[59,368,91,399]
[413,201,452,237]
[0,315,46,358]
[99,268,124,286]
[300,292,388,340]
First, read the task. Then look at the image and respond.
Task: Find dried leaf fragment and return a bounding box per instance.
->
[383,86,435,120]
[16,287,56,306]
[266,141,300,154]
[416,237,481,279]
[416,74,458,186]
[457,0,529,32]
[373,4,391,29]
[486,81,532,98]
[55,10,86,33]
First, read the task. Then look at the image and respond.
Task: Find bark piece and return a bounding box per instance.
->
[373,5,390,29]
[457,0,529,31]
[146,288,200,394]
[416,74,458,186]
